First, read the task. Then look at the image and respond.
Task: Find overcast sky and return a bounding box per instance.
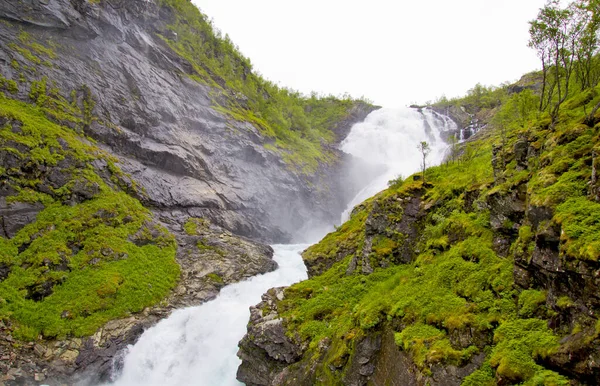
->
[191,0,548,107]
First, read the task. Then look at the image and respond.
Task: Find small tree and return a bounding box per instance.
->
[417,141,431,183]
[447,135,460,164]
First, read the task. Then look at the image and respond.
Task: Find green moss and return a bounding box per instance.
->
[0,73,19,95]
[462,361,496,386]
[206,273,224,284]
[371,236,398,257]
[556,296,574,309]
[9,43,42,65]
[555,197,600,261]
[302,205,369,272]
[184,217,209,235]
[489,319,561,383]
[518,290,547,317]
[0,94,180,340]
[394,324,475,370]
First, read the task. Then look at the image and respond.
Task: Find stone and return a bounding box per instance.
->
[0,198,45,238]
[59,349,79,362]
[0,0,377,243]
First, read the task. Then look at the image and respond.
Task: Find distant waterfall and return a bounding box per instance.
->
[340,107,456,222]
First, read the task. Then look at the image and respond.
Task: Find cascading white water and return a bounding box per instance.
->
[340,107,455,222]
[110,245,308,386]
[107,106,454,386]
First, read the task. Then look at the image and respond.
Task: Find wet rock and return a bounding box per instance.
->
[486,184,526,235]
[0,0,375,243]
[237,288,304,386]
[0,198,44,238]
[513,137,529,170]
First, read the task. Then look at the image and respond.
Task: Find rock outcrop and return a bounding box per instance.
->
[237,88,600,385]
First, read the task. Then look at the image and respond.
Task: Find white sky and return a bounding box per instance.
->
[191,0,548,107]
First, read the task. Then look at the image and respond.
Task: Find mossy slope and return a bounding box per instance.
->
[0,92,179,341]
[244,83,600,385]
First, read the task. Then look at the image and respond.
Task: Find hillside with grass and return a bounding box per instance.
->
[239,74,600,386]
[237,2,600,384]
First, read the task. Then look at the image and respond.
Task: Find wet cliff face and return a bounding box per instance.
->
[0,0,376,243]
[0,0,379,383]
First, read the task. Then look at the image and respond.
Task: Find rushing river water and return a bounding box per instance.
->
[108,107,455,385]
[111,244,308,386]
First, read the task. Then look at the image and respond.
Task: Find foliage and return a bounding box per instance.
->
[555,197,600,260]
[276,79,600,383]
[489,319,561,383]
[528,0,600,121]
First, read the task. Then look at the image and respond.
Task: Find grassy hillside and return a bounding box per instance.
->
[269,78,600,383]
[0,90,180,341]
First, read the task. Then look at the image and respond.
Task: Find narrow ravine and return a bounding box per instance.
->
[107,107,454,386]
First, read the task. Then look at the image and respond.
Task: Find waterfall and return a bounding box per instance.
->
[106,107,455,386]
[339,107,455,222]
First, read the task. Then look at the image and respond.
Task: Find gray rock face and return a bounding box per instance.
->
[0,198,44,238]
[237,287,304,386]
[0,0,376,243]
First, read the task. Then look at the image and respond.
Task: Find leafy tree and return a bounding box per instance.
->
[529,0,587,123]
[492,90,538,169]
[574,0,600,90]
[417,141,431,183]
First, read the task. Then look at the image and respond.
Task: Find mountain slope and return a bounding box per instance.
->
[238,83,600,385]
[0,0,376,243]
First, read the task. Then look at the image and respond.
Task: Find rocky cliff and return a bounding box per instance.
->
[237,84,600,385]
[0,0,377,243]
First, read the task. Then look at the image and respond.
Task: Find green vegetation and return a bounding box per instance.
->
[184,217,208,236]
[157,0,372,173]
[0,74,18,94]
[0,93,179,341]
[275,20,600,379]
